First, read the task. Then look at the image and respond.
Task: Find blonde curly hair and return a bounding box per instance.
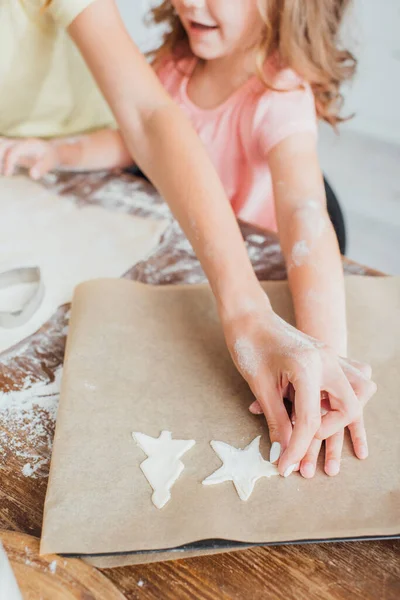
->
[149,0,357,126]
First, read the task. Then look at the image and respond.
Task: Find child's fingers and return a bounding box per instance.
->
[343,357,372,379]
[249,400,263,415]
[324,429,344,476]
[316,369,362,440]
[348,415,368,460]
[300,437,322,479]
[339,358,376,407]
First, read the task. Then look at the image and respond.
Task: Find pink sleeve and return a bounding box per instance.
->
[254,73,318,156]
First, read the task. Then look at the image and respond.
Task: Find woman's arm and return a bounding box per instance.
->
[269,132,369,476]
[0,129,133,177]
[56,129,133,171]
[68,0,257,305]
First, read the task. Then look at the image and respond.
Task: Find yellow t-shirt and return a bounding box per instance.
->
[0,0,115,138]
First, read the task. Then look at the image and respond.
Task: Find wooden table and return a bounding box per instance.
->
[0,171,398,600]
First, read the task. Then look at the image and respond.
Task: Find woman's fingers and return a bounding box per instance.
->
[279,377,321,476]
[300,437,322,479]
[30,153,56,179]
[2,139,49,177]
[3,141,32,176]
[324,429,344,476]
[348,415,368,460]
[0,139,16,173]
[255,384,293,465]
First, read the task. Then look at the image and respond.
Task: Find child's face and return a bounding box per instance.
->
[171,0,264,61]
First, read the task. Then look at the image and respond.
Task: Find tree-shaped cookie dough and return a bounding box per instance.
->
[132,431,195,509]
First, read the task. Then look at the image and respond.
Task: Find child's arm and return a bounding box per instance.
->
[0,129,132,179]
[268,131,370,476]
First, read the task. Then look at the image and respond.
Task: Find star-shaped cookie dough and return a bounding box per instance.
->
[202,436,279,501]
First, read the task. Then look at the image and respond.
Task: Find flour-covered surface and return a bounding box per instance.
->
[0,170,375,493]
[0,367,62,479]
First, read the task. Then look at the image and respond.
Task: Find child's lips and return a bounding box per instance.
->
[189,20,219,33]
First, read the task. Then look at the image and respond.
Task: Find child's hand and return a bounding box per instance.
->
[222,305,376,477]
[0,137,59,179]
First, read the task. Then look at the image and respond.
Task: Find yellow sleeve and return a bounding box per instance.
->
[47,0,97,28]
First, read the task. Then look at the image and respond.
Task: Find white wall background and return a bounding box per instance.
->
[116,0,400,146]
[116,0,160,53]
[342,0,400,144]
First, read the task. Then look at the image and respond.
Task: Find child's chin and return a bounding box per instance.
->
[189,41,224,61]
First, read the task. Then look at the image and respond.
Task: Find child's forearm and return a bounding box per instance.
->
[54,129,133,171]
[284,206,347,355]
[270,134,347,355]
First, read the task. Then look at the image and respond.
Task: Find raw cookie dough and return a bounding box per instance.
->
[0,542,23,600]
[202,436,279,501]
[0,176,167,353]
[132,431,195,509]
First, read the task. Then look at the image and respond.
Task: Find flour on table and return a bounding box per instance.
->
[202,436,279,501]
[48,560,57,574]
[132,431,195,509]
[0,367,62,477]
[0,542,23,600]
[0,175,167,353]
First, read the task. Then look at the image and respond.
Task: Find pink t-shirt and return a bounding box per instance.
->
[157,57,318,231]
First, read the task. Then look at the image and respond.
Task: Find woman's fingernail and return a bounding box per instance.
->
[325,460,340,476]
[269,442,281,464]
[358,443,368,459]
[301,462,315,478]
[283,464,296,477]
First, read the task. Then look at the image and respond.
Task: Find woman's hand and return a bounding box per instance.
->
[0,137,59,179]
[250,359,373,477]
[221,297,376,477]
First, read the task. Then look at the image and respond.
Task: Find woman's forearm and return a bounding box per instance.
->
[131,102,265,313]
[69,0,264,311]
[54,129,133,171]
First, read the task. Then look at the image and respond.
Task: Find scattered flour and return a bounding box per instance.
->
[48,560,57,574]
[0,367,63,478]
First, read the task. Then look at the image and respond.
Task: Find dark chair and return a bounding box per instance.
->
[324,176,347,255]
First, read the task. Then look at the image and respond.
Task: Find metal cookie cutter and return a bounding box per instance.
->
[0,267,44,329]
